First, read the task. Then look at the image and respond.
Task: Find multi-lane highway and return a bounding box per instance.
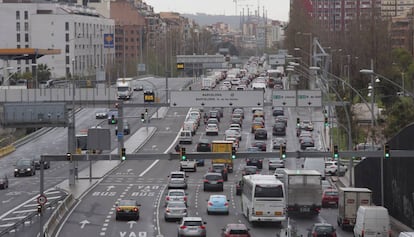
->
[0,75,353,237]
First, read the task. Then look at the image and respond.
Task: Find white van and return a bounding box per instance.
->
[354,206,390,237]
[179,130,193,144]
[399,233,414,237]
[183,120,197,135]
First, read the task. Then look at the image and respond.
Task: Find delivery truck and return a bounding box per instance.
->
[337,187,372,229]
[211,140,234,173]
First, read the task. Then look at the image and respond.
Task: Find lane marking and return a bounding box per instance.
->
[138,160,159,177]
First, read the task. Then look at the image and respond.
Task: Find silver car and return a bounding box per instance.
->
[164,201,188,221]
[268,158,285,170]
[177,216,207,237]
[165,189,188,207]
[168,171,188,189]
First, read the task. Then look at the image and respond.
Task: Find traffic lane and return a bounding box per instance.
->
[139,107,190,154]
[320,207,353,237]
[58,160,161,237]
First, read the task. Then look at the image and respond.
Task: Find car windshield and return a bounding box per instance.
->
[17,160,31,166]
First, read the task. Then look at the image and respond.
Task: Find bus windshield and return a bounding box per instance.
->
[254,185,284,198]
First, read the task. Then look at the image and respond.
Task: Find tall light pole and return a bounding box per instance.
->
[68,58,76,186]
[31,63,38,101]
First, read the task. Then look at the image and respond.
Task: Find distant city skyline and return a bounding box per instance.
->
[144,0,290,22]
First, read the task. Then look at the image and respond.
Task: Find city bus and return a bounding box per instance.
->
[241,174,286,224]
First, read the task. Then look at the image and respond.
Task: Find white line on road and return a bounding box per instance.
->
[138,160,159,177]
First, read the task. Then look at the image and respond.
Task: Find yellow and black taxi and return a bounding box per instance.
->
[115,199,141,221]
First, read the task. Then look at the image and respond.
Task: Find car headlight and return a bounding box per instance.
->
[14,168,18,172]
[26,168,31,171]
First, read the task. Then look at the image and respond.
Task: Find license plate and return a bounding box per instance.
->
[210,181,217,184]
[300,207,310,212]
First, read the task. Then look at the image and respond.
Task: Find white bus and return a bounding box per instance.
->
[241,174,286,224]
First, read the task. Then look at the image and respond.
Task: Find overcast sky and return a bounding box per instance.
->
[144,0,290,22]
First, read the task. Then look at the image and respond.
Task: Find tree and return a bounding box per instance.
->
[36,64,51,82]
[384,97,414,138]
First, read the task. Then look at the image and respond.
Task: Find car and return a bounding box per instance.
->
[252,141,267,152]
[246,147,260,152]
[226,137,239,149]
[275,115,288,126]
[230,117,243,127]
[0,173,9,189]
[252,116,265,126]
[115,120,130,135]
[274,168,287,180]
[322,189,339,207]
[115,199,141,220]
[225,129,241,142]
[223,80,232,88]
[232,108,244,119]
[307,223,337,237]
[208,110,221,122]
[177,217,207,237]
[196,139,211,152]
[164,201,188,221]
[179,130,193,144]
[207,194,229,215]
[272,107,284,116]
[246,157,263,169]
[212,107,224,117]
[252,110,265,120]
[133,84,143,91]
[301,120,314,131]
[14,159,36,177]
[272,137,287,149]
[235,180,243,196]
[165,189,188,207]
[95,108,108,119]
[219,85,230,90]
[242,166,259,176]
[254,128,268,140]
[203,172,224,191]
[167,171,188,189]
[251,121,264,133]
[207,118,219,126]
[299,130,313,142]
[196,159,205,167]
[268,158,285,170]
[272,122,286,136]
[32,155,51,169]
[230,77,241,85]
[300,137,315,150]
[325,161,347,175]
[221,223,251,237]
[210,163,228,181]
[205,124,219,136]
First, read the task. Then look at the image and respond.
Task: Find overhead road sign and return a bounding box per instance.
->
[170,90,264,107]
[176,55,225,64]
[297,90,322,107]
[272,90,296,107]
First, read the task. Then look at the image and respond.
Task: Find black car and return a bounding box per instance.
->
[14,159,36,177]
[307,223,336,237]
[32,156,51,169]
[0,173,8,189]
[242,166,258,176]
[272,107,284,116]
[115,120,131,135]
[196,139,211,152]
[300,137,315,150]
[273,122,286,136]
[252,141,267,152]
[254,128,268,140]
[246,157,263,169]
[203,172,224,191]
[208,110,220,122]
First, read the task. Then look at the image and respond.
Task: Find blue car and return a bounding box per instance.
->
[207,195,229,215]
[196,159,205,166]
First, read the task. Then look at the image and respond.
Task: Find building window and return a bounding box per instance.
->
[17,34,20,42]
[17,45,20,49]
[66,56,70,64]
[24,22,28,31]
[25,44,28,48]
[17,60,21,64]
[65,45,69,53]
[65,22,69,31]
[25,59,29,64]
[16,22,20,31]
[24,11,28,20]
[25,33,29,42]
[16,11,20,20]
[66,33,69,42]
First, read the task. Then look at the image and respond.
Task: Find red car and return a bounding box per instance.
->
[222,223,251,237]
[322,189,339,207]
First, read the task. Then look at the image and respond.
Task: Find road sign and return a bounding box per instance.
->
[297,90,322,107]
[272,91,296,107]
[117,132,123,139]
[170,90,264,107]
[37,194,47,205]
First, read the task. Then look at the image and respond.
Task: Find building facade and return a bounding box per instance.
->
[0,3,115,80]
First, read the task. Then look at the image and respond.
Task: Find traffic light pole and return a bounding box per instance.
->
[117,102,124,159]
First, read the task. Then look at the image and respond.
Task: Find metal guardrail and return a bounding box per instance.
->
[0,145,15,157]
[0,191,67,236]
[43,193,75,237]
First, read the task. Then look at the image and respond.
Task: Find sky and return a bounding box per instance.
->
[144,0,290,22]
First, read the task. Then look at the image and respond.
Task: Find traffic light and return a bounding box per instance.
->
[180,147,186,160]
[37,205,42,214]
[384,143,390,158]
[66,152,72,162]
[141,113,145,122]
[333,145,339,159]
[324,117,329,127]
[231,147,236,159]
[296,117,300,127]
[121,148,126,161]
[111,114,116,124]
[280,145,286,159]
[145,108,148,114]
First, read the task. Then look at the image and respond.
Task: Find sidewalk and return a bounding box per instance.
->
[335,171,413,237]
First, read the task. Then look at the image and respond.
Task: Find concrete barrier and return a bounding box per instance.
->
[43,193,76,237]
[0,145,15,157]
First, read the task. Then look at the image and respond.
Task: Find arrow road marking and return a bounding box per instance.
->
[106,185,115,191]
[128,220,136,229]
[80,219,90,229]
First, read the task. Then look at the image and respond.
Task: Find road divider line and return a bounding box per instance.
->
[138,160,159,177]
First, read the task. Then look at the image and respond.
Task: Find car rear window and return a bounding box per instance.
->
[119,200,136,206]
[315,226,335,233]
[171,174,184,178]
[325,191,338,196]
[184,221,202,226]
[230,229,248,234]
[205,174,221,180]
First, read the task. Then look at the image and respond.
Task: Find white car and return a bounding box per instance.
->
[252,81,266,90]
[223,80,232,89]
[325,161,347,175]
[225,129,241,141]
[205,124,219,136]
[230,77,241,85]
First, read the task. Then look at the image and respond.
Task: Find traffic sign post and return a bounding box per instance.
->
[37,194,47,205]
[170,91,264,107]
